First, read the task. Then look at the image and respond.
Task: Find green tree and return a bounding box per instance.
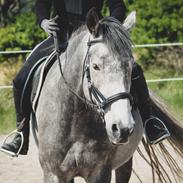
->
[126,0,183,69]
[127,0,183,44]
[0,12,46,63]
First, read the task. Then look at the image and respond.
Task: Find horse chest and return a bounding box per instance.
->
[60,140,111,175]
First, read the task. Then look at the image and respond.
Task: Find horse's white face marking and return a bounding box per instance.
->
[86,40,134,144]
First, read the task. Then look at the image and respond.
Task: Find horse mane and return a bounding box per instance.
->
[100,16,133,58]
[68,17,133,60]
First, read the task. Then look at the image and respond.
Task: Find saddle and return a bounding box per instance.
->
[21,36,69,116]
[21,50,57,115]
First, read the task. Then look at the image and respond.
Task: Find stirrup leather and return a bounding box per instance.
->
[0,130,24,157]
[144,116,170,144]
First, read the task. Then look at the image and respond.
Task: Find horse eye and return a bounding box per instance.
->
[93,64,100,71]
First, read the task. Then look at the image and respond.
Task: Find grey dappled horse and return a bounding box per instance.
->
[35,11,143,183]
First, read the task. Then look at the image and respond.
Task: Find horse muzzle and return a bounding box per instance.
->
[110,124,134,145]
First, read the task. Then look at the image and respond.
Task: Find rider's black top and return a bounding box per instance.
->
[35,0,126,26]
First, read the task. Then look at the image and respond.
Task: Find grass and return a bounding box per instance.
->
[0,89,16,134]
[144,66,183,120]
[0,59,22,134]
[0,58,23,84]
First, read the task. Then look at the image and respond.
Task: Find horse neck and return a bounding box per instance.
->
[60,31,103,125]
[62,31,90,97]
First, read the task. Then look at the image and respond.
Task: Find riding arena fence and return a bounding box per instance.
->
[0,42,183,90]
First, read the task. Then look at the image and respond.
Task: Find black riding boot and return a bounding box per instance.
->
[131,63,170,144]
[0,83,29,156]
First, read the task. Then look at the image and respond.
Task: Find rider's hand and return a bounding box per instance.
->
[41,17,60,35]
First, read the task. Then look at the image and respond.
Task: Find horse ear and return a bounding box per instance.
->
[86,7,100,36]
[122,11,136,32]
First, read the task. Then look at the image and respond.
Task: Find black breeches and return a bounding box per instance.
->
[13,36,55,90]
[131,62,151,122]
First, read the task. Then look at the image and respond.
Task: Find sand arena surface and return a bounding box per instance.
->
[0,134,182,183]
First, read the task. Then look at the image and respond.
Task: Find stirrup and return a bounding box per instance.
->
[0,130,24,157]
[144,116,170,144]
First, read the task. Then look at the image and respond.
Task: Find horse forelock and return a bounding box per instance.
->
[66,17,133,65]
[100,17,133,60]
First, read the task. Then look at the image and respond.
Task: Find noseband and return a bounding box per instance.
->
[83,38,133,110]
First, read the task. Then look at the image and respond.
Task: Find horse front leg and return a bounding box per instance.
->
[42,170,58,183]
[44,175,73,183]
[87,164,112,183]
[115,157,133,183]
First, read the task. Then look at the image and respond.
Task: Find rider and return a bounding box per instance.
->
[1,0,170,156]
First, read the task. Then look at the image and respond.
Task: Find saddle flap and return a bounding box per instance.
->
[21,51,56,114]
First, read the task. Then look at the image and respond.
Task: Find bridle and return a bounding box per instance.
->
[54,32,133,117]
[83,38,134,111]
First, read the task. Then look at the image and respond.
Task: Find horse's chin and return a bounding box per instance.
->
[110,137,129,146]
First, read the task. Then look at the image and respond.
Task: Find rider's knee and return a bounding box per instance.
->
[13,69,28,91]
[132,62,144,80]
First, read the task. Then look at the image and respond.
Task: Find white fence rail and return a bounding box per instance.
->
[147,78,183,83]
[0,50,31,54]
[0,85,13,89]
[0,43,183,90]
[0,77,183,90]
[0,42,183,55]
[134,42,183,48]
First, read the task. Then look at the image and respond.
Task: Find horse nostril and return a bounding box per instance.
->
[112,124,118,133]
[121,128,130,139]
[111,124,132,142]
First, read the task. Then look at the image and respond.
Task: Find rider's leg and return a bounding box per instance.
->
[0,37,55,156]
[0,82,30,155]
[13,81,29,155]
[131,62,170,144]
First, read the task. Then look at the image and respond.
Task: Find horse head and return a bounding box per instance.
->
[84,9,136,145]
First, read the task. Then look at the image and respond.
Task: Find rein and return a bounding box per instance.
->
[53,32,99,110]
[53,32,133,115]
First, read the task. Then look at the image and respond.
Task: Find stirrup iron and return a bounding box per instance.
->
[144,116,170,144]
[0,130,24,157]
